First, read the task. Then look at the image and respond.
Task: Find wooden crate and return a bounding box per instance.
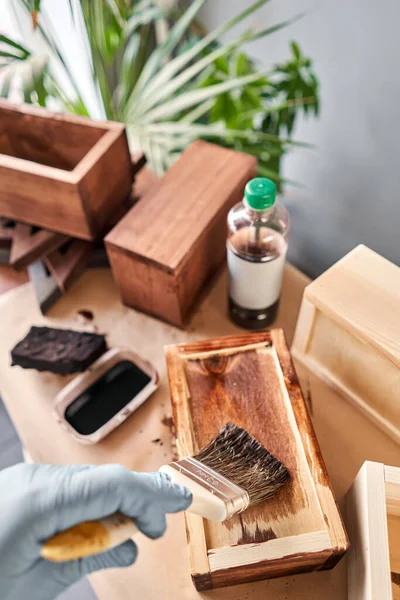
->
[165,330,349,590]
[346,461,400,600]
[0,100,132,240]
[292,245,400,445]
[105,140,257,328]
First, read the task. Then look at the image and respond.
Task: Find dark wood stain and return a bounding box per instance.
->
[77,309,94,322]
[161,415,174,433]
[318,548,347,571]
[236,518,277,545]
[202,548,334,591]
[392,572,400,586]
[183,343,303,537]
[192,572,213,592]
[306,388,313,416]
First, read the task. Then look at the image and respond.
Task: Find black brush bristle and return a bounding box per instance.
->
[193,423,290,505]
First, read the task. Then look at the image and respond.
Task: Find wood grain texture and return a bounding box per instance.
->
[165,331,348,589]
[105,140,257,327]
[346,461,399,600]
[10,223,68,270]
[0,101,132,240]
[292,244,400,445]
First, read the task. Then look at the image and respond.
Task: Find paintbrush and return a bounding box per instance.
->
[42,423,290,562]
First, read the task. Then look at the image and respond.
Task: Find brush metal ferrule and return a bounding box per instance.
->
[169,457,250,520]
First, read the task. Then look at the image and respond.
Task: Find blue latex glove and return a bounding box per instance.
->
[0,463,192,600]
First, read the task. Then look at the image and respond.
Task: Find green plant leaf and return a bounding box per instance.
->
[291,40,301,60]
[214,55,230,75]
[132,28,253,117]
[251,12,307,42]
[240,87,262,111]
[235,52,253,77]
[0,34,30,57]
[128,0,205,106]
[140,71,266,124]
[210,93,237,125]
[130,0,271,110]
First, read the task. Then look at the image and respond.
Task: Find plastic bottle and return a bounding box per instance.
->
[227,177,290,329]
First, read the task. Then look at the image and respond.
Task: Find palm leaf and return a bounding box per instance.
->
[137,0,272,105]
[139,71,266,124]
[125,0,205,114]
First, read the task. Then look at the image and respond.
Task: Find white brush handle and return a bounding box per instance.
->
[41,468,227,563]
[160,465,228,521]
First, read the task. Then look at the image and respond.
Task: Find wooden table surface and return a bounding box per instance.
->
[0,264,398,600]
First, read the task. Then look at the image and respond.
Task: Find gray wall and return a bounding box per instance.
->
[201,0,400,278]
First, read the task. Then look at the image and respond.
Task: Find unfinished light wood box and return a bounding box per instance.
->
[292,244,400,445]
[346,461,400,600]
[165,330,349,590]
[105,140,257,328]
[0,100,132,240]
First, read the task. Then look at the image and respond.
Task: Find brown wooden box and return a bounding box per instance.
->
[292,244,400,444]
[346,461,400,600]
[0,100,132,240]
[165,330,349,590]
[105,140,257,328]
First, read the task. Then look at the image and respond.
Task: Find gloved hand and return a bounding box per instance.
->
[0,463,192,600]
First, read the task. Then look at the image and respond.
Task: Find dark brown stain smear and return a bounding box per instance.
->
[161,416,178,459]
[236,519,277,545]
[392,572,400,586]
[306,389,313,416]
[183,347,302,536]
[161,415,174,432]
[77,309,94,322]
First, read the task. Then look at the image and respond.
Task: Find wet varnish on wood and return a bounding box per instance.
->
[165,330,349,590]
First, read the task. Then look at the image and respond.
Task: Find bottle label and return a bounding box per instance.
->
[227,246,286,310]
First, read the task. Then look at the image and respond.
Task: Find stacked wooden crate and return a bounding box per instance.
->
[0,100,139,312]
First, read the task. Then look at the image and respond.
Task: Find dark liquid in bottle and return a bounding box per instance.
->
[229,295,280,329]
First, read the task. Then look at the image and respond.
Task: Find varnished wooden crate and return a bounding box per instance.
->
[346,461,400,599]
[105,140,257,328]
[0,100,132,240]
[165,330,349,590]
[292,245,400,445]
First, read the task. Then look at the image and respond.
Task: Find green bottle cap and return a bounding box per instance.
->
[244,177,276,210]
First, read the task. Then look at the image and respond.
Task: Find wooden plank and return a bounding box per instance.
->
[10,223,68,270]
[165,331,348,589]
[271,329,349,560]
[0,162,91,239]
[77,128,132,235]
[346,461,392,600]
[45,240,92,293]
